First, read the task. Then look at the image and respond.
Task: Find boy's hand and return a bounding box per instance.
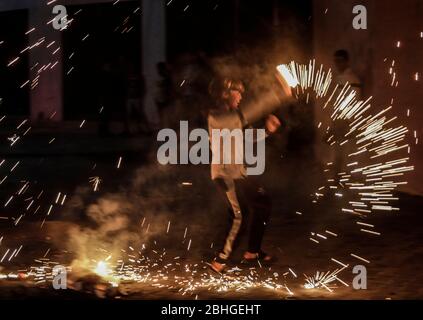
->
[265,114,281,134]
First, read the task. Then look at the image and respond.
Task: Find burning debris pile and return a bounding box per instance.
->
[67,194,141,272]
[46,165,214,297]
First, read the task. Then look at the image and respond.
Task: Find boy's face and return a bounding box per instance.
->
[224,89,242,109]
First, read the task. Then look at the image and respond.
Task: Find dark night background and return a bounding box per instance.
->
[0,0,312,119]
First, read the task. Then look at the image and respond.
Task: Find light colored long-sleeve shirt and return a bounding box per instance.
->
[208,108,247,180]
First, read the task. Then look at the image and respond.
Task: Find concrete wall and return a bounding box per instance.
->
[28,4,64,121]
[142,0,166,128]
[313,0,423,195]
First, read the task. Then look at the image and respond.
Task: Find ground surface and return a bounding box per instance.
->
[0,127,421,300]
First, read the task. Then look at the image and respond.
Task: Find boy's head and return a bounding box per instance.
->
[209,78,245,109]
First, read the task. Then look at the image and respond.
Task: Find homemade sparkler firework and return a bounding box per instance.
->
[276,60,413,216]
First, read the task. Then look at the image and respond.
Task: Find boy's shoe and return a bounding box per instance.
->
[242,250,274,263]
[208,257,227,274]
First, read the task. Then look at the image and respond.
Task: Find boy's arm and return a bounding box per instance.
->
[244,114,282,143]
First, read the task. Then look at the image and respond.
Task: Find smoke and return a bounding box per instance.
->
[59,159,220,275]
[207,27,308,94]
[66,193,140,270]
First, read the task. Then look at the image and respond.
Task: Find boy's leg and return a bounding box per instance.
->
[212,178,243,269]
[240,178,272,255]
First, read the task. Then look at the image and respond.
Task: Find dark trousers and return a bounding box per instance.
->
[214,177,272,261]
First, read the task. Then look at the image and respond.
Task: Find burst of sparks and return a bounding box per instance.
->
[304,266,348,292]
[279,61,413,220]
[89,176,101,192]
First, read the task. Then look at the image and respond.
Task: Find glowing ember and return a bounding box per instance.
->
[94,261,112,278]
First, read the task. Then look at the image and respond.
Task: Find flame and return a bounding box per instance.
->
[276,64,299,87]
[94,261,111,278]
